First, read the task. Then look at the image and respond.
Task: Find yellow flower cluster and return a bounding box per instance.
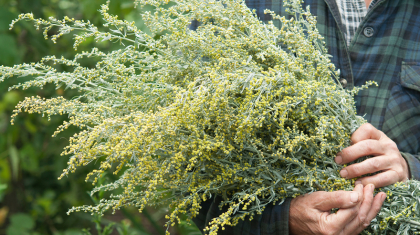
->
[2,0,420,234]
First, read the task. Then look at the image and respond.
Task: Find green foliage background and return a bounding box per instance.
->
[0,0,200,234]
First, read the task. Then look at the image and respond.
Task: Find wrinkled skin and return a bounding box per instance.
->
[289,184,385,235]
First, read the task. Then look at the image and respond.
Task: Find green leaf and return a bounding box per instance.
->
[8,146,19,180]
[24,119,38,134]
[0,8,16,32]
[0,112,8,133]
[0,34,20,66]
[2,91,21,108]
[36,190,57,215]
[0,183,7,201]
[9,213,35,230]
[20,144,39,173]
[102,222,115,235]
[63,229,88,235]
[57,1,77,10]
[6,226,30,235]
[0,159,11,182]
[81,0,103,20]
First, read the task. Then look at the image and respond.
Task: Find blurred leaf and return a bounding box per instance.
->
[10,213,35,230]
[115,220,130,235]
[108,0,122,15]
[58,0,77,10]
[24,119,38,134]
[20,144,39,172]
[0,184,7,202]
[102,222,116,235]
[42,7,57,18]
[36,190,57,215]
[177,220,201,235]
[7,125,20,146]
[6,226,30,235]
[142,208,165,235]
[0,8,16,32]
[81,0,104,20]
[0,112,8,132]
[7,213,34,235]
[8,145,19,180]
[0,159,11,182]
[2,91,21,108]
[121,2,135,9]
[61,229,86,235]
[120,208,150,235]
[0,34,19,65]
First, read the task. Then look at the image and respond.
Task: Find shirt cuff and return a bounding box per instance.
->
[400,152,420,180]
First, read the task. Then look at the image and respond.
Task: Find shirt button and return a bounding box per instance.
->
[363,27,374,37]
[340,79,347,88]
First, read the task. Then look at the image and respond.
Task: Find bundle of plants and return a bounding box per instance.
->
[1,0,420,234]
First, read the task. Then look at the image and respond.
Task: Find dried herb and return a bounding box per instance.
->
[1,0,419,234]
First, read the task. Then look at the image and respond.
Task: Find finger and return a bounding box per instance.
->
[350,123,382,144]
[364,192,386,225]
[339,156,390,179]
[354,192,386,234]
[315,184,363,211]
[326,184,364,226]
[335,140,384,164]
[354,171,399,188]
[358,184,375,222]
[342,184,375,233]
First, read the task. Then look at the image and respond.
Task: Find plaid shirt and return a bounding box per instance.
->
[193,0,420,234]
[336,0,379,45]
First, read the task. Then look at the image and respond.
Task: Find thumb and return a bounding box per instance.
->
[314,184,363,211]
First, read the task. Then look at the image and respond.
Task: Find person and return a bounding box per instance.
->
[192,0,420,234]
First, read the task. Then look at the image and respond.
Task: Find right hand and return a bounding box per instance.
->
[289,184,386,235]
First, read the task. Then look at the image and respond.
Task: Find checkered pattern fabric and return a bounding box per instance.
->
[193,0,420,234]
[335,0,382,46]
[335,0,367,45]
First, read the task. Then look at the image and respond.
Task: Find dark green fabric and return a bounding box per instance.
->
[192,196,291,234]
[193,0,420,234]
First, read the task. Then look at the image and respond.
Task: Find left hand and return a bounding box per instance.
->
[335,123,410,188]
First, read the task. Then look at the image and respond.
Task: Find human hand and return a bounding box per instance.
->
[335,123,409,188]
[289,184,386,235]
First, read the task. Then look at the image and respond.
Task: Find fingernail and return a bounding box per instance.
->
[355,180,362,185]
[335,155,342,164]
[381,193,386,201]
[340,169,348,178]
[350,192,359,203]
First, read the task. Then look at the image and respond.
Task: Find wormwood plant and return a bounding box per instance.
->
[1,0,420,234]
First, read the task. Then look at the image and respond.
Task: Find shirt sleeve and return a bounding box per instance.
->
[192,195,292,235]
[400,152,420,180]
